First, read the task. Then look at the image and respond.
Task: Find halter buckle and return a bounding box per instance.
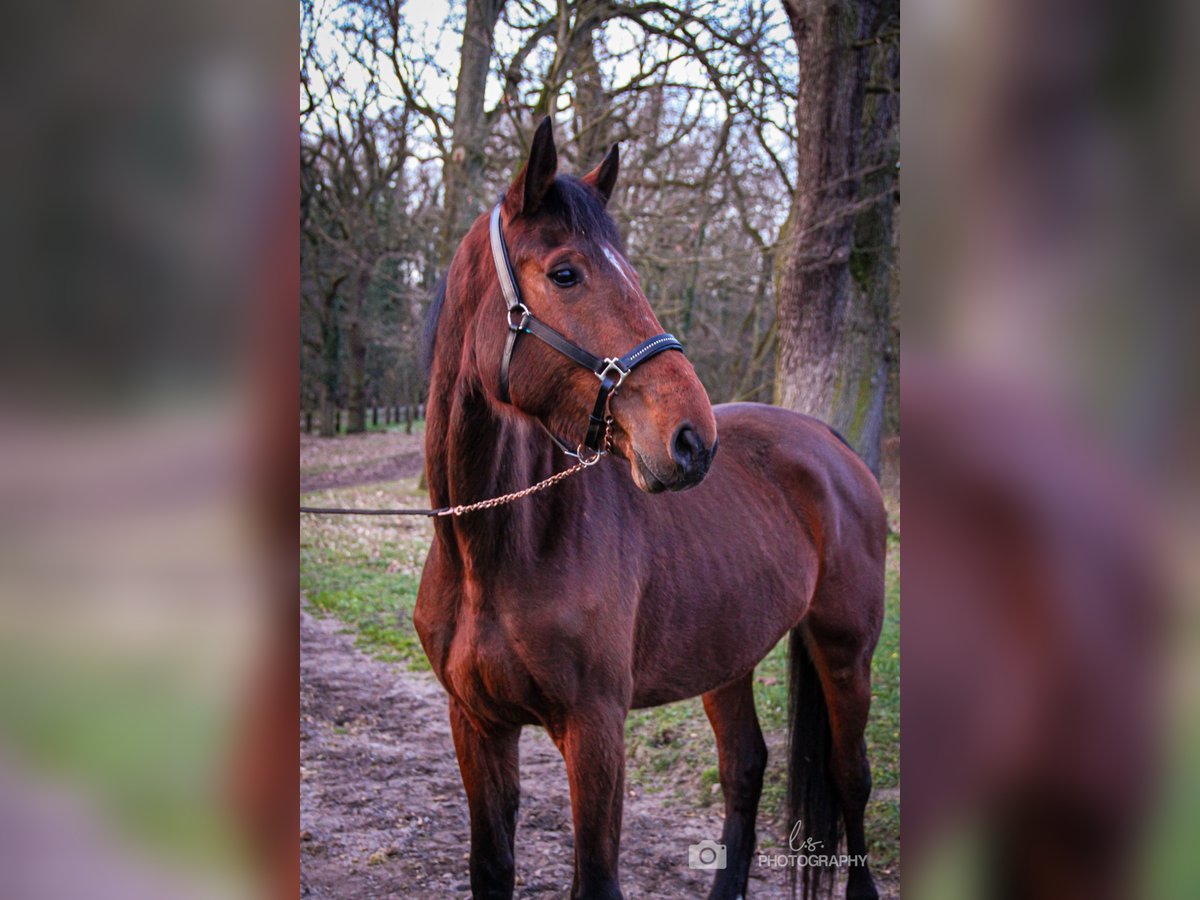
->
[507,305,531,331]
[596,358,629,390]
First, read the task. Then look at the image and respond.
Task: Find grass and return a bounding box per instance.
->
[300,476,433,669]
[301,554,428,668]
[366,417,425,435]
[300,466,901,880]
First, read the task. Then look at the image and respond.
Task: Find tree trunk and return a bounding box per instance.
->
[438,0,506,269]
[344,262,370,434]
[571,27,609,166]
[774,0,892,477]
[318,312,339,437]
[857,10,899,447]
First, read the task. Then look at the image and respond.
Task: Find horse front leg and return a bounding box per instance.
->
[557,702,628,899]
[448,698,521,899]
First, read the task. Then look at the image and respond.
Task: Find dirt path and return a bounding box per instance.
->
[300,607,826,899]
[300,432,425,493]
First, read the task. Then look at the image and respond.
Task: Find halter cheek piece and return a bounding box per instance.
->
[489,204,684,459]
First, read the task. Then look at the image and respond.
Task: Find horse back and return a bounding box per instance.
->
[710,402,885,567]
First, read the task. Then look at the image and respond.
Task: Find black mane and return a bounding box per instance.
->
[420,272,447,383]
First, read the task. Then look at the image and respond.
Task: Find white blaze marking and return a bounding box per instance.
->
[602,243,637,292]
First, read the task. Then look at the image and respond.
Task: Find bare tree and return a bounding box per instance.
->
[302,0,435,433]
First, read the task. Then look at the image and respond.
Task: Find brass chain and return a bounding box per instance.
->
[439,417,613,517]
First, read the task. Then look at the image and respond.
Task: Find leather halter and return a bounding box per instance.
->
[489,204,684,457]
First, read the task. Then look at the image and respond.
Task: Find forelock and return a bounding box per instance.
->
[536,175,622,249]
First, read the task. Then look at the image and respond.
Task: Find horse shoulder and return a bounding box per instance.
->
[414,535,459,686]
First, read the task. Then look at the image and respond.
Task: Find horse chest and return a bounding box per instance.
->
[441,593,604,724]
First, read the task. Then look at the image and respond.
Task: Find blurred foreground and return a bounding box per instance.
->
[0,2,296,898]
[903,0,1199,896]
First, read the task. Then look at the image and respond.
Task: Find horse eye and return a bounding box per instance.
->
[548,267,578,287]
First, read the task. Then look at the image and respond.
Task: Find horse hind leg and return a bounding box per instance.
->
[701,671,768,900]
[800,597,883,900]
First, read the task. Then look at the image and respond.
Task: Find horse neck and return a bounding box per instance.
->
[426,314,581,572]
[446,390,586,569]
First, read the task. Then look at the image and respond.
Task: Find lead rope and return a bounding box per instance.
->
[438,416,612,517]
[299,417,613,518]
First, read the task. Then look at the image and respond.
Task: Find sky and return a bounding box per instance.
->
[303,0,796,161]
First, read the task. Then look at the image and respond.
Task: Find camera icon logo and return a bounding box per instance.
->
[688,839,727,870]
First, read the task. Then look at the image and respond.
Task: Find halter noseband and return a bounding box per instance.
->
[489,203,684,458]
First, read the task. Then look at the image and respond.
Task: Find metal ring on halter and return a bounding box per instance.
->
[575,444,603,466]
[596,358,629,390]
[507,305,531,331]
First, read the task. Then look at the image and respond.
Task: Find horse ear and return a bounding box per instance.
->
[504,116,557,218]
[582,143,619,206]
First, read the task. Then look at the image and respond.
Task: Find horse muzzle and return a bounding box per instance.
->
[632,427,717,493]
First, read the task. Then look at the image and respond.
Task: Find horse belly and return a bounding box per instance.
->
[630,534,817,707]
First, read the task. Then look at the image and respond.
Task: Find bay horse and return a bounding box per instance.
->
[415,117,886,900]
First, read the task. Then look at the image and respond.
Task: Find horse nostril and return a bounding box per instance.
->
[671,424,706,474]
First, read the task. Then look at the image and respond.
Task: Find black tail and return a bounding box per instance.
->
[787,626,842,900]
